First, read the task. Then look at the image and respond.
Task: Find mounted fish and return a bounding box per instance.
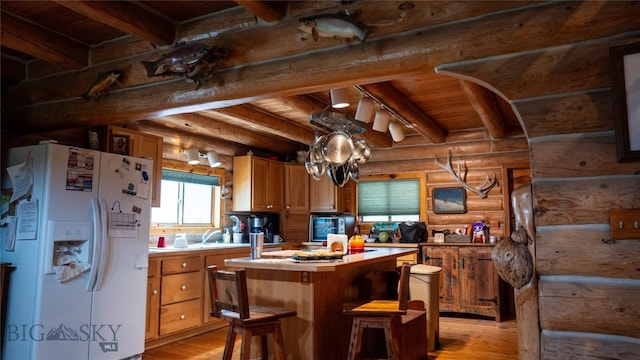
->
[82,69,120,101]
[299,12,369,45]
[141,42,211,78]
[184,47,229,90]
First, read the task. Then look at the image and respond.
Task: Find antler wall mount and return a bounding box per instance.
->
[434,150,498,198]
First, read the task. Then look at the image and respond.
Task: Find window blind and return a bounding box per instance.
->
[357,179,420,216]
[161,169,220,186]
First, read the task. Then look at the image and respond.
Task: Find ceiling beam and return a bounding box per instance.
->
[56,1,175,46]
[0,12,88,69]
[212,105,316,145]
[147,112,300,155]
[280,95,393,148]
[135,120,248,156]
[458,80,506,139]
[234,1,288,23]
[6,1,634,132]
[361,82,447,143]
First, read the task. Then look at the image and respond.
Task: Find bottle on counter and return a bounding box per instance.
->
[223,229,231,243]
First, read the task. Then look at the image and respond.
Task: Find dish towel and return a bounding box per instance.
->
[53,253,91,283]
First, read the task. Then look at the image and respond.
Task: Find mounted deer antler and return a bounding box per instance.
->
[434,150,497,198]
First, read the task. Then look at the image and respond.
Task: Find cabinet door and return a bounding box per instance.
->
[145,259,159,340]
[458,247,500,316]
[310,175,342,212]
[285,164,309,212]
[424,247,459,308]
[136,133,163,207]
[251,157,269,211]
[267,160,284,211]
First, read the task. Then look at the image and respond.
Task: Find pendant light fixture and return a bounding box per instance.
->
[207,150,221,167]
[330,88,350,109]
[354,96,375,123]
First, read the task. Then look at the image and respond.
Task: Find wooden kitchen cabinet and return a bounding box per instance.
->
[233,155,284,212]
[283,163,310,242]
[423,245,503,320]
[285,163,309,212]
[158,256,203,336]
[310,173,344,213]
[145,259,159,340]
[105,126,163,207]
[146,245,284,349]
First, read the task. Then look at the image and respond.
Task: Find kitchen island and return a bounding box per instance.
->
[224,247,418,360]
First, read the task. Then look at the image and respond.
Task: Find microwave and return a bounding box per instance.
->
[309,215,356,242]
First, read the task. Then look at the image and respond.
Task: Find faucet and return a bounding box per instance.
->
[202,229,216,244]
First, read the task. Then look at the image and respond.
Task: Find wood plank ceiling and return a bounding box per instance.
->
[0,1,523,167]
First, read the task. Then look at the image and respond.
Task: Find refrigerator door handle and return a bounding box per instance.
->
[94,197,109,291]
[87,197,103,291]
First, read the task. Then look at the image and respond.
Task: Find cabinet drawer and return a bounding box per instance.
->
[161,272,202,305]
[397,253,418,265]
[159,298,201,335]
[162,256,201,274]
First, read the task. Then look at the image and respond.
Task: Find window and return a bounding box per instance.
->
[151,170,221,226]
[357,179,421,222]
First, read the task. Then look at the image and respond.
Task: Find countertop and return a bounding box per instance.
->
[302,241,425,248]
[148,242,285,256]
[224,247,418,272]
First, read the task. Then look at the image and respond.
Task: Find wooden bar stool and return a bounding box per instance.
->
[207,266,296,360]
[344,263,428,360]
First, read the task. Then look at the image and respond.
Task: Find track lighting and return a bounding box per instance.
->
[355,96,375,123]
[372,109,392,132]
[330,88,350,109]
[207,150,221,167]
[183,148,200,165]
[389,121,406,142]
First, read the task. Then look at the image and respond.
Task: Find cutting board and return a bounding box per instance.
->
[261,250,299,259]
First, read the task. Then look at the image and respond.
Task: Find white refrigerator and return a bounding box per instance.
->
[1,143,152,360]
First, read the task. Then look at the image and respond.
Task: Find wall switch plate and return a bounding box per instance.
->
[610,209,640,240]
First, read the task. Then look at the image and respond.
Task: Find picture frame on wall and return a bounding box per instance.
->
[110,134,130,155]
[610,42,640,162]
[432,187,467,214]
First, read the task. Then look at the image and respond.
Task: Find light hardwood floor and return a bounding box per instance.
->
[143,315,518,359]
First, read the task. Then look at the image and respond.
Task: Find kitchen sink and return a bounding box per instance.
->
[148,242,245,253]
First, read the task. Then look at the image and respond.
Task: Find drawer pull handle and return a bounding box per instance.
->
[152,289,158,295]
[181,262,187,268]
[181,285,187,291]
[180,314,185,320]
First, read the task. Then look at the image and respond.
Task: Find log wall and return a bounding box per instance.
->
[440,23,640,360]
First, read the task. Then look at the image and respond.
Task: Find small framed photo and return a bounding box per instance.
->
[110,134,130,155]
[433,187,467,214]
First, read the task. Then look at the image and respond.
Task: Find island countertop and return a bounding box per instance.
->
[224,247,418,272]
[222,247,418,359]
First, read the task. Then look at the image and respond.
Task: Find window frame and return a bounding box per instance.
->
[355,172,426,223]
[152,167,225,229]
